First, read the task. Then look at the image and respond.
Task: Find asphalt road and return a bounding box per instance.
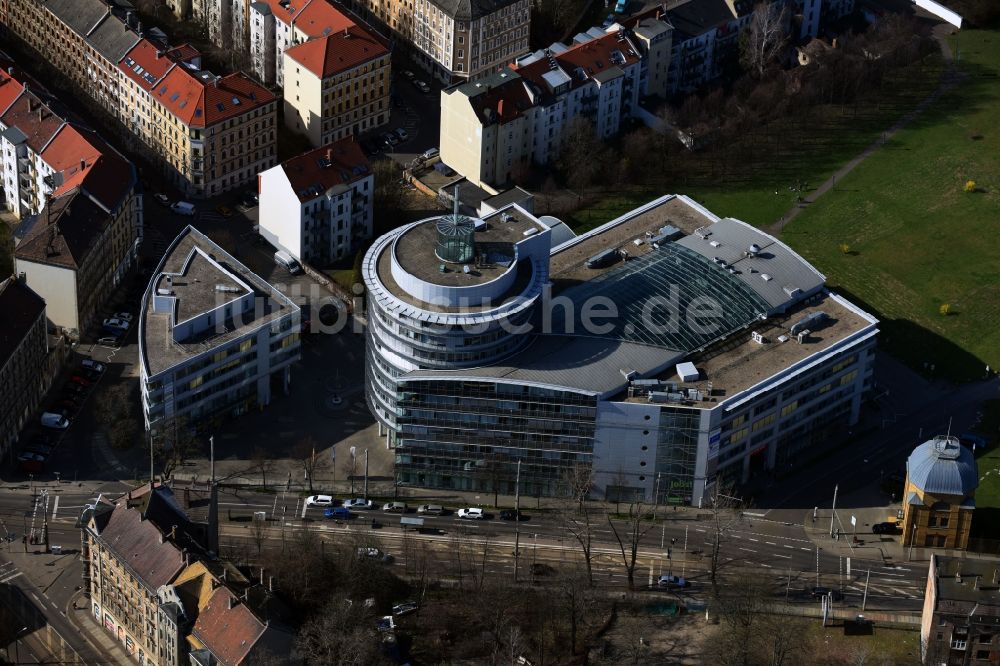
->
[217,486,928,612]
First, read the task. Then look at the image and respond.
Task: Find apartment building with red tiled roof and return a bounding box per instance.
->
[258,137,373,264]
[81,482,296,666]
[283,25,390,147]
[4,0,277,198]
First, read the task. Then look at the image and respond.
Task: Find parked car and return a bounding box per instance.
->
[382,502,407,513]
[80,368,102,382]
[401,69,415,80]
[392,601,419,617]
[97,336,121,348]
[343,498,374,510]
[114,312,134,322]
[657,575,689,588]
[499,509,527,521]
[40,412,70,429]
[216,205,234,218]
[153,193,171,207]
[103,317,130,332]
[811,587,843,600]
[457,507,484,520]
[414,80,430,93]
[57,399,80,415]
[324,507,352,519]
[394,127,409,142]
[81,359,106,373]
[382,131,400,147]
[872,522,900,535]
[377,616,395,632]
[70,375,92,387]
[421,147,440,161]
[417,504,444,515]
[274,250,303,275]
[171,201,196,216]
[305,495,334,507]
[357,547,394,563]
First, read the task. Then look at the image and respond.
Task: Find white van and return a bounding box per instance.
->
[274,250,303,275]
[171,201,196,216]
[421,147,440,161]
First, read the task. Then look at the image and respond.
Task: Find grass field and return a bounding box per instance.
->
[565,52,946,232]
[781,30,1000,382]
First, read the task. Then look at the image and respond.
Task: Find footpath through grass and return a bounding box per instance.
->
[781,30,1000,382]
[566,52,945,232]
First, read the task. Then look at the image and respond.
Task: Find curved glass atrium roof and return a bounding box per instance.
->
[550,243,771,353]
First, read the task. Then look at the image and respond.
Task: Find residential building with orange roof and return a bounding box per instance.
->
[258,137,373,264]
[11,125,141,336]
[147,66,278,197]
[440,19,671,188]
[4,0,277,198]
[80,481,295,666]
[242,0,360,87]
[283,25,390,147]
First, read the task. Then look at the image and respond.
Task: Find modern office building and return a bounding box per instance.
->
[258,138,373,265]
[0,276,48,463]
[921,555,1000,666]
[902,436,978,550]
[363,194,878,504]
[138,226,300,437]
[439,15,672,189]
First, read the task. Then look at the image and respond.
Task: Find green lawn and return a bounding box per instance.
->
[781,30,1000,382]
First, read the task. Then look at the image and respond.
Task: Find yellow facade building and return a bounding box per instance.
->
[901,435,978,550]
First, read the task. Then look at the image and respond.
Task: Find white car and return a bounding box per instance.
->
[103,317,130,331]
[382,502,407,513]
[40,412,70,429]
[305,495,334,507]
[417,504,444,515]
[457,507,484,520]
[343,498,374,509]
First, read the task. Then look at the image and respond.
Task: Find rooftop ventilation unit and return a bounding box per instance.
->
[747,243,761,256]
[157,288,173,296]
[796,330,810,344]
[760,273,772,282]
[586,247,621,269]
[790,311,828,336]
[751,331,766,344]
[676,361,699,382]
[215,285,241,293]
[709,240,721,247]
[523,227,538,237]
[648,391,686,404]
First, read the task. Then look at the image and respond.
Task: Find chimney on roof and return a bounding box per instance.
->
[6,67,12,76]
[80,159,87,171]
[974,575,981,590]
[228,595,236,610]
[222,568,227,582]
[497,99,503,116]
[994,569,998,585]
[170,524,177,541]
[268,576,274,592]
[326,148,332,162]
[260,568,264,585]
[156,50,162,59]
[38,107,44,122]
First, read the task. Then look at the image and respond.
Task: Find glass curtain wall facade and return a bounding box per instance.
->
[394,379,598,497]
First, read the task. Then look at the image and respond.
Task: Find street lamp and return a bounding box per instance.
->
[9,626,28,664]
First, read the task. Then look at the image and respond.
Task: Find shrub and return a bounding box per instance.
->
[939,303,951,316]
[965,180,976,192]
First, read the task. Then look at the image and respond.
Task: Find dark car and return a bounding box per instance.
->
[153,193,171,207]
[872,522,900,535]
[811,587,843,600]
[57,399,80,415]
[70,375,92,387]
[499,509,528,521]
[63,383,86,396]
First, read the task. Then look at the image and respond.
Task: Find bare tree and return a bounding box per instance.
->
[558,464,598,586]
[295,593,389,666]
[607,502,656,591]
[251,446,275,489]
[151,412,201,481]
[740,2,790,78]
[705,482,747,593]
[250,512,268,556]
[293,436,325,494]
[707,577,803,666]
[554,564,595,656]
[94,382,142,452]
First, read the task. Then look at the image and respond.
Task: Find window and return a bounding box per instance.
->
[780,401,798,417]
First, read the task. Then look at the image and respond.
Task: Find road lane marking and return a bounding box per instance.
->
[738,548,757,553]
[51,495,59,519]
[766,542,777,546]
[748,538,759,542]
[0,571,22,583]
[784,545,795,549]
[800,547,811,551]
[773,553,792,559]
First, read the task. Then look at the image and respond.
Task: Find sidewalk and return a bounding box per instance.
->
[65,590,133,664]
